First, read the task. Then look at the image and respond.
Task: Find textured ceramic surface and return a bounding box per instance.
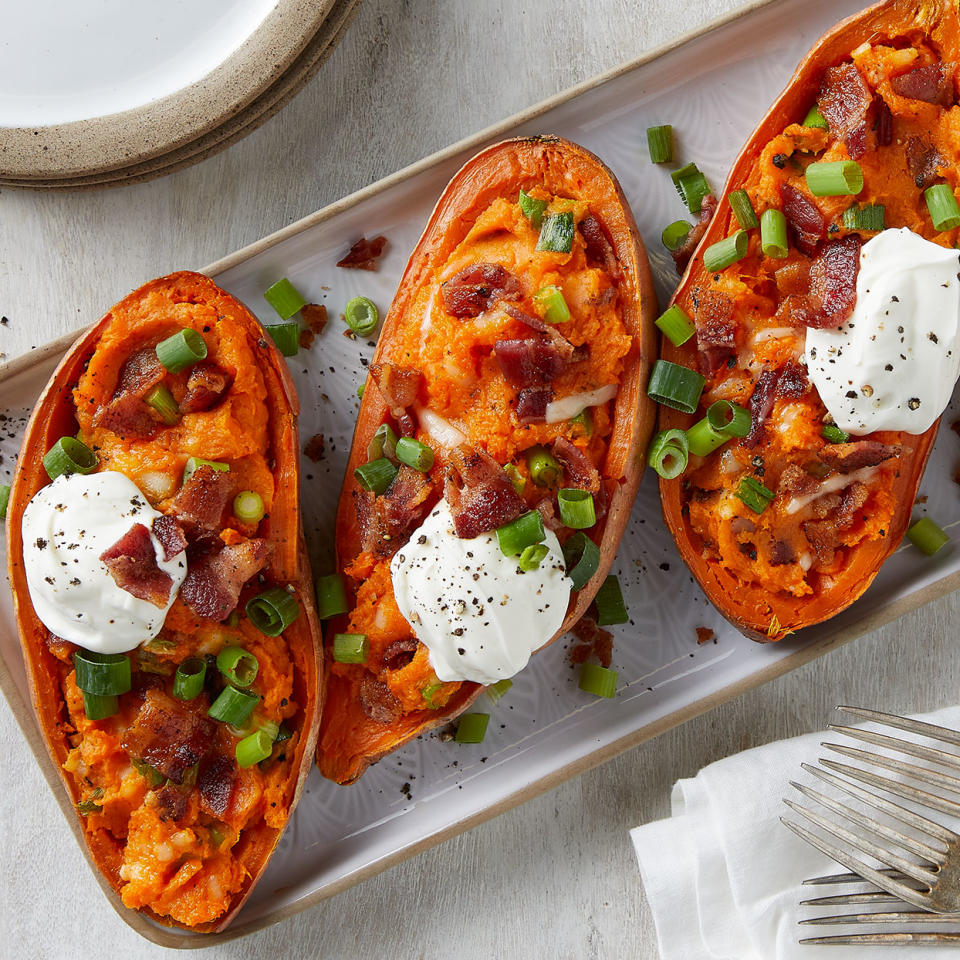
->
[0,0,337,180]
[1,0,955,946]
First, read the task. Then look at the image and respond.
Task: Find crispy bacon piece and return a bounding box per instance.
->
[100,523,173,608]
[370,361,422,435]
[504,303,547,333]
[516,386,553,424]
[92,392,161,440]
[672,195,718,274]
[179,538,270,621]
[441,263,521,318]
[536,497,564,532]
[578,215,620,279]
[358,466,434,558]
[121,689,216,784]
[169,464,235,531]
[777,463,819,498]
[776,361,809,398]
[569,616,613,668]
[806,235,862,328]
[780,183,826,256]
[874,98,894,147]
[890,62,955,106]
[503,304,580,361]
[155,785,189,823]
[769,539,798,566]
[552,436,601,493]
[818,63,872,159]
[152,514,187,562]
[494,338,567,387]
[180,362,233,414]
[695,626,716,645]
[197,754,236,818]
[803,520,838,567]
[382,638,419,671]
[692,286,736,377]
[359,677,403,724]
[116,348,165,396]
[743,369,781,449]
[337,235,388,270]
[905,136,946,189]
[774,260,812,297]
[819,440,900,473]
[837,481,869,529]
[444,444,527,539]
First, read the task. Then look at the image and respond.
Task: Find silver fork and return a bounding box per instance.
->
[781,706,960,916]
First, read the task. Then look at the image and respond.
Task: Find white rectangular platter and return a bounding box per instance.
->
[2,0,958,945]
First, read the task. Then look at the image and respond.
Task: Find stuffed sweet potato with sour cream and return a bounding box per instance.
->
[318,136,657,784]
[6,272,321,931]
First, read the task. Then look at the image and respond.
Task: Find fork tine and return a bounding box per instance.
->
[790,780,945,862]
[801,932,960,945]
[781,816,935,909]
[801,762,958,843]
[825,742,960,801]
[804,868,910,886]
[838,707,960,749]
[800,910,960,925]
[829,723,960,775]
[820,757,960,819]
[800,892,905,906]
[783,799,936,884]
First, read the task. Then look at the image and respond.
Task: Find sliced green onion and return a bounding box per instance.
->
[83,692,118,721]
[131,758,164,785]
[246,587,299,637]
[805,160,864,197]
[558,489,596,529]
[702,230,749,273]
[822,423,850,444]
[760,208,788,259]
[646,124,673,164]
[646,359,706,414]
[579,663,618,698]
[354,457,398,494]
[264,278,306,321]
[74,651,131,697]
[395,436,435,472]
[236,730,273,768]
[486,678,513,704]
[43,436,97,480]
[907,517,949,556]
[842,203,886,231]
[518,543,549,571]
[562,532,601,590]
[333,632,369,664]
[661,220,692,252]
[497,510,546,557]
[209,685,259,725]
[536,211,575,253]
[646,428,689,480]
[155,329,208,373]
[655,305,695,347]
[519,189,547,228]
[534,285,571,324]
[357,383,365,399]
[570,408,593,437]
[728,189,759,229]
[368,423,398,462]
[594,575,628,626]
[706,400,751,438]
[266,322,300,357]
[455,713,490,743]
[736,475,775,514]
[344,296,379,336]
[182,457,229,484]
[316,573,348,619]
[422,680,446,709]
[924,184,960,231]
[504,463,526,494]
[526,445,562,486]
[803,105,828,129]
[172,657,206,701]
[145,384,180,425]
[77,799,103,815]
[0,484,9,520]
[255,718,280,742]
[216,646,259,688]
[233,490,265,523]
[685,417,730,458]
[672,163,712,214]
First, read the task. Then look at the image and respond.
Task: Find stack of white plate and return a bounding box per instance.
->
[0,0,359,189]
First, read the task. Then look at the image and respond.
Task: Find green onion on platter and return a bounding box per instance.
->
[646,124,674,164]
[907,517,949,556]
[594,574,628,626]
[344,296,379,337]
[263,278,307,321]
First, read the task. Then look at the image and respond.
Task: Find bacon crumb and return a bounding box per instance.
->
[695,627,715,645]
[337,236,388,270]
[304,434,325,462]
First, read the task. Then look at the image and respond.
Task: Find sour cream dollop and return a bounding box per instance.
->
[21,471,187,654]
[806,228,960,436]
[390,500,571,685]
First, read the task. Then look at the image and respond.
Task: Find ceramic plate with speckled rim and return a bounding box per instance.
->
[0,0,338,181]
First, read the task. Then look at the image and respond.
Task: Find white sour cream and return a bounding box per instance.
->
[806,228,960,435]
[21,471,187,654]
[390,500,571,685]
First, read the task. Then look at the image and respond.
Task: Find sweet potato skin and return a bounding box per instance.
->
[659,0,957,642]
[319,136,658,784]
[5,271,322,932]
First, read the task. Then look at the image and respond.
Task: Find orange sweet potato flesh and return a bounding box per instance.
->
[659,0,959,642]
[5,272,322,932]
[318,137,658,784]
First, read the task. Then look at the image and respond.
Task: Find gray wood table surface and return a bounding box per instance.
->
[3,1,960,957]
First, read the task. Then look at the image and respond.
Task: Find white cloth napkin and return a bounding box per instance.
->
[631,705,960,960]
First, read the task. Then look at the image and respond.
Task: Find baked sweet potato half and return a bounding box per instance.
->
[6,272,321,931]
[658,0,960,641]
[318,136,657,784]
